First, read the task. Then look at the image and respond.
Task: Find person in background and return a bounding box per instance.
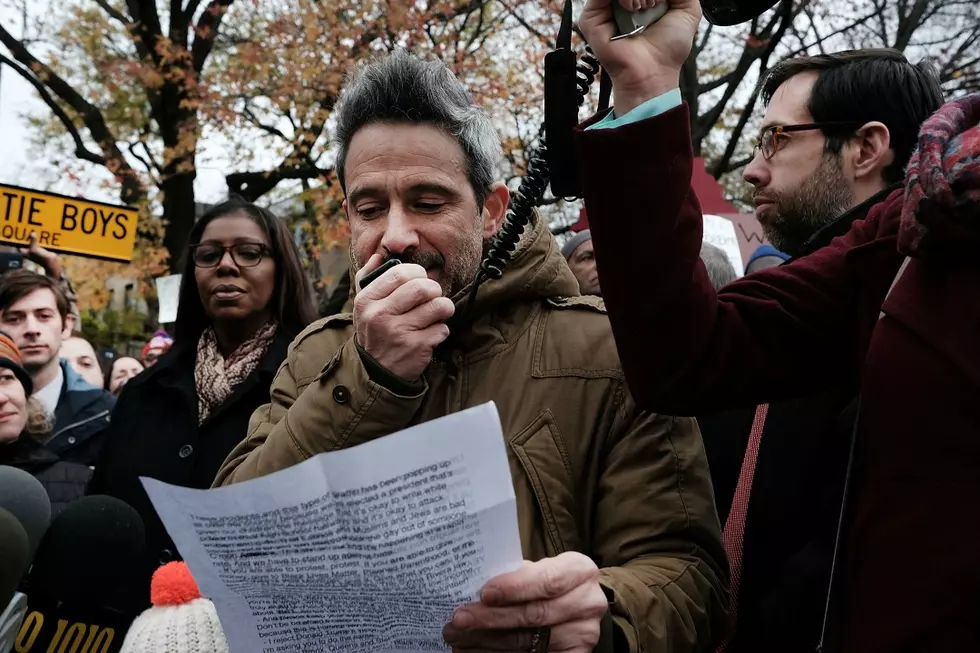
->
[561,229,601,296]
[578,0,969,649]
[744,244,790,275]
[700,242,738,290]
[105,356,144,396]
[0,332,90,515]
[141,330,173,367]
[216,50,728,653]
[0,271,115,466]
[89,197,317,599]
[60,335,105,389]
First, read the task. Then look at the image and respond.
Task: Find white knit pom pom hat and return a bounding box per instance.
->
[120,561,229,653]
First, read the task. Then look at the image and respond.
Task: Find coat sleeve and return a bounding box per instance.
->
[573,105,894,415]
[595,395,730,653]
[214,335,427,486]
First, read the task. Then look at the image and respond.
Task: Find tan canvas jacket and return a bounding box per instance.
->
[216,218,729,652]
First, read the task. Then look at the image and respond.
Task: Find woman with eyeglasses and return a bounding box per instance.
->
[88,198,316,596]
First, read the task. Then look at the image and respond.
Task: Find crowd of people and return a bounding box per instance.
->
[1,0,978,650]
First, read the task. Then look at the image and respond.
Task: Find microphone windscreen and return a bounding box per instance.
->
[0,466,51,560]
[29,495,146,608]
[0,508,29,605]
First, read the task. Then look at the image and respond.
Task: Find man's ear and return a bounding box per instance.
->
[482,183,510,239]
[850,121,894,183]
[62,314,73,339]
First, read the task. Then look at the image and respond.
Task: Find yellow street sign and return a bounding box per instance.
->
[0,184,138,262]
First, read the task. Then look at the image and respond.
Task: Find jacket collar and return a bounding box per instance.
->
[801,183,903,255]
[0,435,59,472]
[444,215,580,356]
[451,213,581,317]
[55,359,105,417]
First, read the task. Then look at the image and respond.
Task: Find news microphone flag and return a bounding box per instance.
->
[15,496,146,653]
[0,508,30,653]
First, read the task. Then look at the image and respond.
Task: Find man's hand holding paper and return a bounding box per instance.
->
[444,553,608,652]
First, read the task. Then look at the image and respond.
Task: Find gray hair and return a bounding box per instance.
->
[333,49,502,208]
[700,242,737,291]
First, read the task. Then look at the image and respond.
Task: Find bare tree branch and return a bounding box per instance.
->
[0,53,106,165]
[227,165,332,201]
[125,0,164,66]
[191,0,234,72]
[128,141,156,173]
[242,106,290,141]
[893,0,931,50]
[497,0,553,46]
[184,0,203,19]
[94,0,131,26]
[782,12,876,60]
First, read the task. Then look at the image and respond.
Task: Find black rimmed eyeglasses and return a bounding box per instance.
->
[189,242,269,268]
[753,121,863,160]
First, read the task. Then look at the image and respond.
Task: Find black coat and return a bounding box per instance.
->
[698,391,855,651]
[88,331,292,599]
[1,435,92,516]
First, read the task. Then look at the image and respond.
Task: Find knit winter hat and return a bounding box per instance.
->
[561,229,592,259]
[0,330,33,395]
[141,330,173,362]
[120,562,229,653]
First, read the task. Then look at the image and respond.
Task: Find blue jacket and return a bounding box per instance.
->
[47,359,116,466]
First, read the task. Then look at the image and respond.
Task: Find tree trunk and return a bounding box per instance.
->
[160,171,198,272]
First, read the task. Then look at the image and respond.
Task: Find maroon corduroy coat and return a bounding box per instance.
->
[574,104,980,652]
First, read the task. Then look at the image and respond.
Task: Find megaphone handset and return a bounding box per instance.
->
[611,2,669,40]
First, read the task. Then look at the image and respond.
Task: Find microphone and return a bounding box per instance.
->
[16,496,147,653]
[0,466,52,560]
[0,508,30,653]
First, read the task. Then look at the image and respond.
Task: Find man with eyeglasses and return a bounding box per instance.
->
[698,49,942,652]
[744,52,940,259]
[574,0,945,650]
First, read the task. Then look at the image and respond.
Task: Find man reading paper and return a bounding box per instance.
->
[215,50,728,652]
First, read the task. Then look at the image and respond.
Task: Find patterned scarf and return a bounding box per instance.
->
[900,93,980,258]
[195,321,278,424]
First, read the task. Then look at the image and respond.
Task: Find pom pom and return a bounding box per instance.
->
[150,561,203,606]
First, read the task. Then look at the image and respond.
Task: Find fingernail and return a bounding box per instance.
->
[443,625,460,642]
[453,609,474,628]
[480,587,501,604]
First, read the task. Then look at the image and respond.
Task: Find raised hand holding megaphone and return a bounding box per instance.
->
[579,0,702,117]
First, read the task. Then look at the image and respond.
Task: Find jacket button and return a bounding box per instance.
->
[332,385,350,404]
[67,436,76,445]
[452,352,463,367]
[178,444,194,459]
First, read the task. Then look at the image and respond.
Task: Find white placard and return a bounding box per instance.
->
[155,274,182,324]
[702,214,744,278]
[142,402,523,653]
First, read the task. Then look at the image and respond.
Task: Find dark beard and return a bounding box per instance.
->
[758,154,853,257]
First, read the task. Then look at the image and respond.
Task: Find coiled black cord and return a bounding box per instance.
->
[461,45,601,316]
[577,47,601,104]
[477,47,600,281]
